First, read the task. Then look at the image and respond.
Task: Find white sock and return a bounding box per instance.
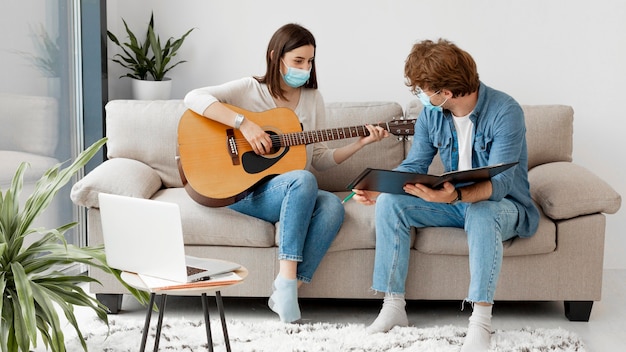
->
[366,294,408,334]
[461,304,492,352]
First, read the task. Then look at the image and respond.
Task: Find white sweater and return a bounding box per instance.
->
[184,77,337,171]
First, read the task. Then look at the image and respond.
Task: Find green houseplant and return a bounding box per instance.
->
[106,12,194,81]
[0,137,150,352]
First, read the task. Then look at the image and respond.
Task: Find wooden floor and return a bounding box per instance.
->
[67,269,625,351]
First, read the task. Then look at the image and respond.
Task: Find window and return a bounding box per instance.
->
[0,0,105,251]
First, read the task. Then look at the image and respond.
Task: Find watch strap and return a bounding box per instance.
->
[234,113,245,129]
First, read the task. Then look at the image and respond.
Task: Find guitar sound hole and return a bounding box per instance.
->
[265,130,281,156]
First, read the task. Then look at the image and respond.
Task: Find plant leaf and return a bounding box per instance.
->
[10,262,37,351]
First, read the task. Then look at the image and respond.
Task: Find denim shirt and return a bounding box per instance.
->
[397,82,539,238]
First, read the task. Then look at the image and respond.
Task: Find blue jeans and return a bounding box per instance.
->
[372,193,519,303]
[229,170,344,283]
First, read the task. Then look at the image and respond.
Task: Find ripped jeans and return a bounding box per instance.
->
[371,193,519,304]
[229,170,344,283]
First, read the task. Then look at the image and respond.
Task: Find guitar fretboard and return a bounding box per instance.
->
[272,122,403,147]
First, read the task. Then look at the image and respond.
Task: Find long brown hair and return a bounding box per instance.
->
[255,23,318,100]
[404,39,479,98]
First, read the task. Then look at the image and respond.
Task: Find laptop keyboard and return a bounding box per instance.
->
[186,266,207,276]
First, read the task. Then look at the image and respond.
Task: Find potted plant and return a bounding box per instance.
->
[0,137,150,352]
[107,12,194,100]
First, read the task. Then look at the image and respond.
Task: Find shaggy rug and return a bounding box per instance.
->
[63,317,586,352]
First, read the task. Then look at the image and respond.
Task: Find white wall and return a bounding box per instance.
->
[107,0,626,269]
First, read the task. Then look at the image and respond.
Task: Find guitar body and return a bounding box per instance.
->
[177,104,307,207]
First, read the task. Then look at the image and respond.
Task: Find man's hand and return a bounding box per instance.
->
[403,181,457,203]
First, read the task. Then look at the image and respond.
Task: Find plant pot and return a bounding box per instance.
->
[131,77,172,100]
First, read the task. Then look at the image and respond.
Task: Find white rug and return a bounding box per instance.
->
[65,317,586,352]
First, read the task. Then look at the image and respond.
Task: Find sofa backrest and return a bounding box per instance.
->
[522,105,573,169]
[104,99,574,192]
[105,100,186,188]
[310,101,407,192]
[404,100,574,173]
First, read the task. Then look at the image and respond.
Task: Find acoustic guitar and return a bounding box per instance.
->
[177,104,415,207]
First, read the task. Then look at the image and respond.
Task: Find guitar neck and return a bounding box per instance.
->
[274,122,391,147]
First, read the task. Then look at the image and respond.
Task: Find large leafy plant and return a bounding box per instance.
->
[107,12,194,81]
[0,138,150,352]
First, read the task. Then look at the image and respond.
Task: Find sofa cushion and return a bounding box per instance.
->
[413,206,557,256]
[70,158,162,208]
[326,191,376,252]
[105,100,186,188]
[530,162,622,220]
[311,102,406,192]
[152,188,276,248]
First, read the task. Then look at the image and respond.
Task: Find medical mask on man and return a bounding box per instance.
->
[417,90,448,112]
[281,60,311,88]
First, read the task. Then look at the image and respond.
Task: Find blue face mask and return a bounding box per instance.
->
[281,60,311,88]
[416,90,447,112]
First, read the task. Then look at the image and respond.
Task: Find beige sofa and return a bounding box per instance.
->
[70,99,621,321]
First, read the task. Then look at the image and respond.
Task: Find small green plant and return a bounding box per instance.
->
[107,12,194,81]
[0,138,150,352]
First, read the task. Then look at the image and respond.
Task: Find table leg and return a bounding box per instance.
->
[201,293,214,352]
[215,291,231,352]
[140,293,156,352]
[153,294,168,352]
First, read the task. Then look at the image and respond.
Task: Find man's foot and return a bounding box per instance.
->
[461,304,492,352]
[461,321,491,351]
[268,275,301,323]
[366,295,408,333]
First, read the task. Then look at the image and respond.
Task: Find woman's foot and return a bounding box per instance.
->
[268,275,301,323]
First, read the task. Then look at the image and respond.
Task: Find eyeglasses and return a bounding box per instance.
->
[411,86,440,97]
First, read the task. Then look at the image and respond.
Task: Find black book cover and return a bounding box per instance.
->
[346,162,519,194]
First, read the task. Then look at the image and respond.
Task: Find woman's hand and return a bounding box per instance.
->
[352,189,380,206]
[360,124,389,145]
[240,120,273,155]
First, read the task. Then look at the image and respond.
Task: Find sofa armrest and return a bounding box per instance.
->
[70,158,162,208]
[529,161,621,220]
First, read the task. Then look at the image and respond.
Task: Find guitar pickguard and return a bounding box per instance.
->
[241,146,290,174]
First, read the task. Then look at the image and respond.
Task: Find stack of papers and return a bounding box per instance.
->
[138,271,243,291]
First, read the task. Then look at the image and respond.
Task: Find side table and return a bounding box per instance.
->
[121,264,248,352]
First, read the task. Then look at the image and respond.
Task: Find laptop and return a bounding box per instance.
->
[98,193,240,283]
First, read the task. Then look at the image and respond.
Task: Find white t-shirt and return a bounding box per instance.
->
[452,113,474,171]
[184,77,337,171]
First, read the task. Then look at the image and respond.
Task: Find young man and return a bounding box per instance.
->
[352,39,539,351]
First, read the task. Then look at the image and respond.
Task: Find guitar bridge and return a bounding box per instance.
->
[226,129,240,165]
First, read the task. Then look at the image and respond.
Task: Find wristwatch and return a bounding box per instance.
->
[234,113,245,129]
[449,188,462,205]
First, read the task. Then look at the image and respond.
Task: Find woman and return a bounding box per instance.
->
[184,23,388,323]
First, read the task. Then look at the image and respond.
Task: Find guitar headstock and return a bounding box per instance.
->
[386,118,416,137]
